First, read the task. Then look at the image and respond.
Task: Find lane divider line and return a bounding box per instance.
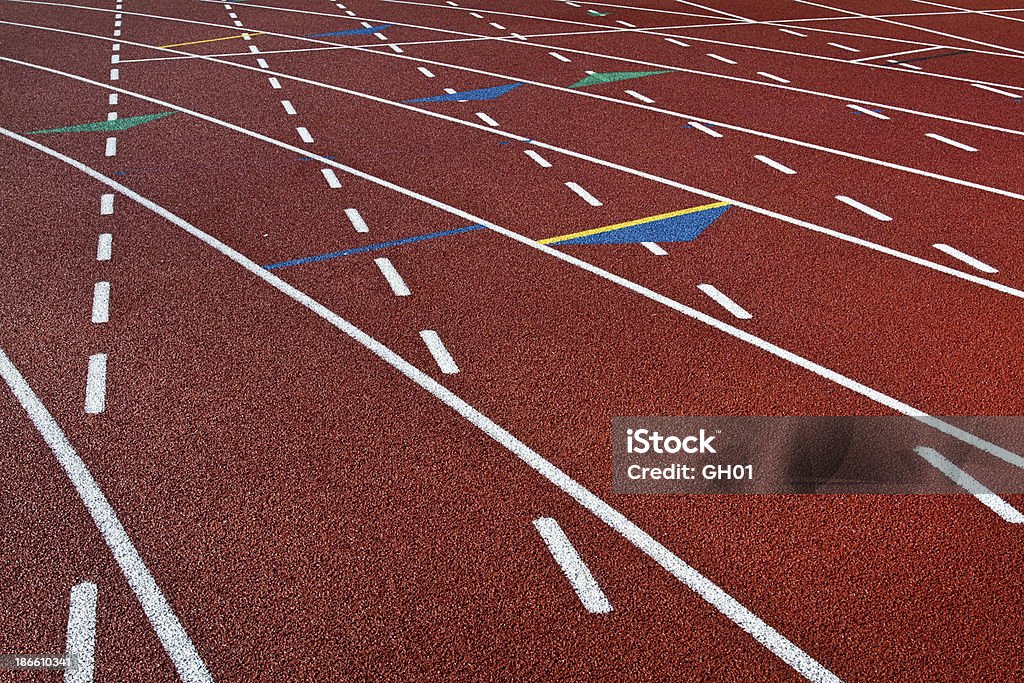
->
[914,447,1024,523]
[533,517,612,614]
[419,330,460,374]
[932,243,998,273]
[698,283,752,319]
[374,257,411,296]
[65,581,97,683]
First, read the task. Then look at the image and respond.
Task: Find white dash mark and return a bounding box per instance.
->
[256,58,269,69]
[915,447,1024,523]
[374,32,388,40]
[108,93,117,106]
[110,54,119,64]
[105,136,117,157]
[971,82,1023,99]
[511,33,527,40]
[836,195,892,221]
[374,257,411,296]
[281,100,296,115]
[757,71,790,83]
[616,20,636,28]
[446,1,458,5]
[241,33,251,40]
[533,517,612,614]
[475,112,499,127]
[642,242,668,256]
[113,20,121,27]
[106,112,117,121]
[846,104,889,119]
[418,66,435,78]
[91,282,110,324]
[111,44,120,52]
[113,29,120,37]
[664,38,690,47]
[549,51,571,62]
[565,181,602,206]
[698,283,751,319]
[248,45,260,53]
[828,42,860,52]
[932,243,998,273]
[754,155,796,174]
[779,28,807,37]
[344,207,369,233]
[336,3,346,8]
[489,22,506,30]
[109,68,119,81]
[96,233,112,262]
[64,582,98,683]
[625,89,654,103]
[420,330,459,374]
[925,132,977,152]
[228,12,237,18]
[388,44,403,53]
[470,12,483,18]
[84,354,107,414]
[707,53,737,65]
[99,194,114,215]
[268,77,282,89]
[525,149,552,168]
[233,20,244,27]
[296,126,314,143]
[687,121,723,138]
[321,168,342,188]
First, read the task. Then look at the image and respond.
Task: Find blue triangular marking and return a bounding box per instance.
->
[307,24,393,37]
[559,205,729,245]
[405,83,524,103]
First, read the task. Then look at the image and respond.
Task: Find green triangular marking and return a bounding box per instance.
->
[587,10,610,16]
[569,70,673,89]
[26,111,176,134]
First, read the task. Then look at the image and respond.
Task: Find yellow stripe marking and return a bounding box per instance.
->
[539,201,729,245]
[159,33,264,48]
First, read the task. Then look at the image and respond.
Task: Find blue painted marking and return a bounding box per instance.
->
[405,83,524,103]
[850,108,884,115]
[264,224,486,270]
[307,24,393,37]
[680,123,717,129]
[557,205,729,245]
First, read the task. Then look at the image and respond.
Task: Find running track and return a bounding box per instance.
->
[2,0,1024,680]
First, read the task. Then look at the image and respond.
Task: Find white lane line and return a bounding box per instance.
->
[915,447,1024,523]
[489,22,506,30]
[846,103,890,119]
[280,99,296,115]
[296,126,314,143]
[971,82,1023,99]
[107,93,117,106]
[641,241,668,256]
[99,193,114,215]
[419,330,459,374]
[625,89,654,103]
[698,283,752,319]
[665,37,690,47]
[84,353,106,414]
[64,582,97,683]
[565,181,602,206]
[754,154,796,174]
[91,282,110,324]
[268,76,282,89]
[344,207,368,232]
[256,57,269,68]
[548,51,571,62]
[475,111,499,127]
[533,517,612,615]
[828,41,860,52]
[374,257,411,296]
[0,351,212,682]
[109,67,119,80]
[687,120,723,137]
[758,71,790,83]
[707,52,737,64]
[96,233,112,261]
[835,195,892,221]
[779,27,808,37]
[321,168,342,188]
[925,132,977,151]
[104,136,117,157]
[525,149,552,167]
[932,243,998,273]
[417,66,435,77]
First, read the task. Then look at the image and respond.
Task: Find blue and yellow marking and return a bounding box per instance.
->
[406,83,524,103]
[540,202,730,246]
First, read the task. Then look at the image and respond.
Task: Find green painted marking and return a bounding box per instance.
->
[586,10,610,16]
[26,111,175,134]
[568,70,673,89]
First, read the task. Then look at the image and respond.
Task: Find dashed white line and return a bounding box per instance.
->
[107,93,117,106]
[757,71,790,84]
[915,447,1024,523]
[110,54,119,64]
[475,112,499,127]
[489,22,506,30]
[374,32,388,40]
[387,44,403,53]
[707,53,737,65]
[65,582,97,683]
[525,149,552,168]
[469,12,483,18]
[256,58,269,69]
[925,132,977,151]
[933,243,998,273]
[99,193,114,215]
[616,20,636,28]
[549,51,571,62]
[893,60,924,71]
[687,121,723,138]
[664,38,690,47]
[510,33,527,40]
[344,207,368,233]
[321,168,342,188]
[113,29,120,37]
[296,126,314,143]
[113,20,121,27]
[91,281,110,324]
[104,136,117,157]
[846,104,890,119]
[248,45,259,54]
[445,1,458,5]
[533,517,612,615]
[106,112,117,122]
[84,353,107,414]
[565,181,602,206]
[641,242,668,256]
[267,77,281,89]
[778,28,807,37]
[419,330,459,374]
[698,283,752,320]
[625,89,653,103]
[227,12,237,18]
[96,233,112,261]
[111,44,119,52]
[233,20,243,27]
[374,257,410,296]
[280,99,296,115]
[828,41,860,52]
[754,154,796,174]
[836,195,892,221]
[971,82,1023,99]
[109,68,119,81]
[417,66,435,78]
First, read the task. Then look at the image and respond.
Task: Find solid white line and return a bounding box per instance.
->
[641,241,668,256]
[64,582,97,683]
[280,99,296,115]
[625,89,653,103]
[91,281,110,324]
[548,50,571,62]
[84,353,106,414]
[109,67,119,80]
[524,149,551,167]
[971,82,1023,98]
[924,132,976,151]
[755,154,796,174]
[321,168,342,188]
[836,195,892,221]
[915,447,1024,523]
[374,257,410,296]
[96,233,112,261]
[419,330,459,374]
[417,65,434,77]
[687,120,723,137]
[698,283,751,319]
[104,136,116,157]
[933,243,998,273]
[565,181,602,206]
[475,111,499,126]
[846,104,890,119]
[0,350,211,681]
[779,28,807,37]
[256,57,269,68]
[827,41,860,52]
[99,193,114,215]
[707,52,737,64]
[344,207,368,232]
[12,127,1020,681]
[268,76,281,88]
[533,517,612,614]
[757,71,790,83]
[664,37,690,47]
[296,126,314,143]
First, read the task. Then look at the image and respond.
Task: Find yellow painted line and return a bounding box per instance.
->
[539,201,729,245]
[159,32,264,48]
